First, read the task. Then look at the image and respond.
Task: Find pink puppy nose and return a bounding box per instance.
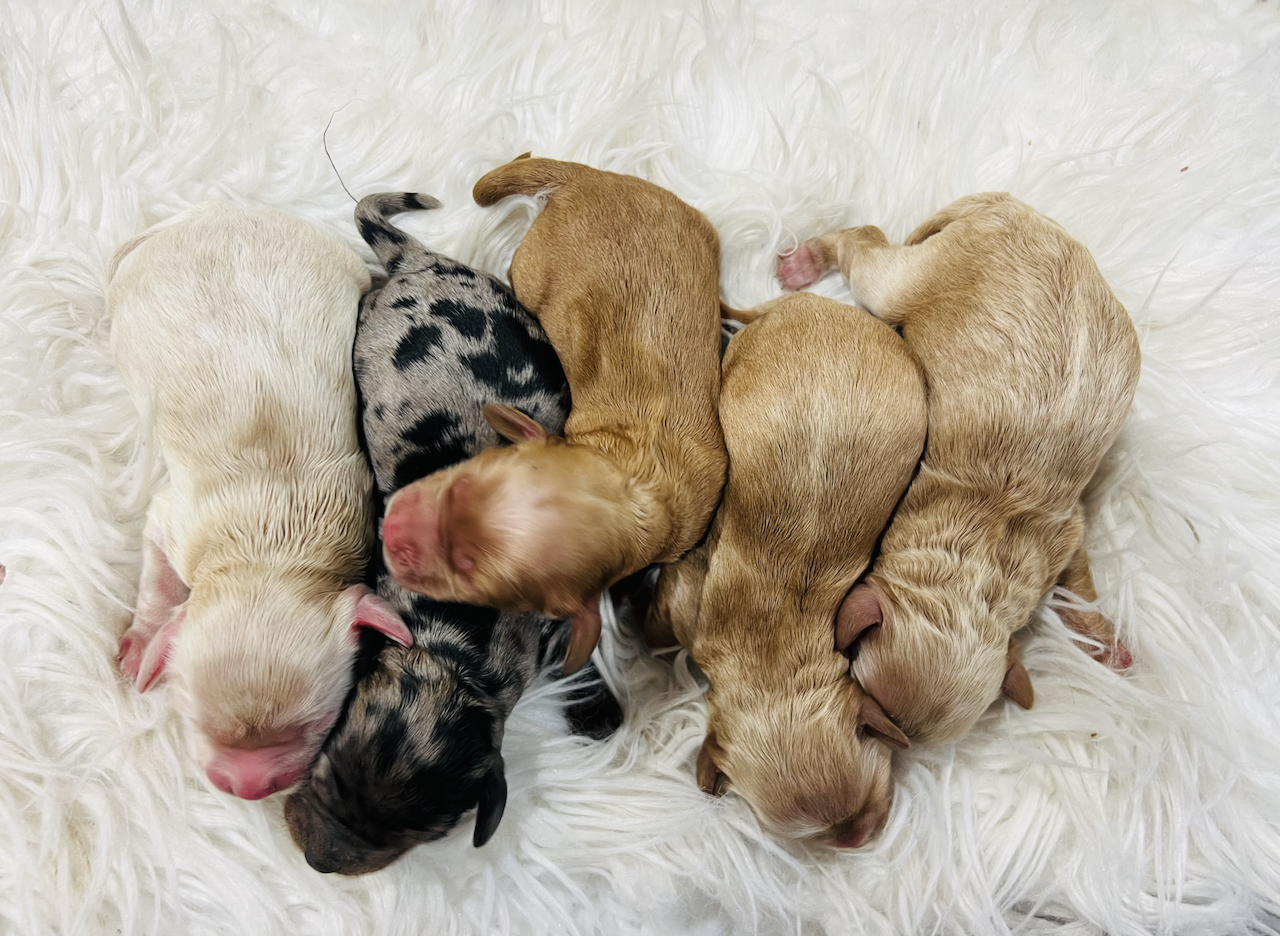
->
[206,746,305,801]
[382,488,435,577]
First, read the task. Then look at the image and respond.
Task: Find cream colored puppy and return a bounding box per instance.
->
[645,292,926,847]
[776,193,1140,742]
[108,202,412,800]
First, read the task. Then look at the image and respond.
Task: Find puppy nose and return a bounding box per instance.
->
[234,776,280,801]
[207,764,301,801]
[833,827,870,849]
[378,491,419,563]
[382,489,433,574]
[206,763,234,793]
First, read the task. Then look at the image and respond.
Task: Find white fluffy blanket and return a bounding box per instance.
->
[2,1,1279,933]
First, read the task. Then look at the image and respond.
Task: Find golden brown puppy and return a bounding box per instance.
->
[381,157,726,673]
[646,292,927,848]
[775,192,1141,742]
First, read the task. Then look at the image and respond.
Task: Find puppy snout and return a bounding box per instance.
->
[205,745,306,801]
[382,488,432,578]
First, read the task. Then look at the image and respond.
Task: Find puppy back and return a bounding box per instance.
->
[718,293,926,595]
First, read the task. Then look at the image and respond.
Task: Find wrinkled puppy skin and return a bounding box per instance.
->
[286,194,621,875]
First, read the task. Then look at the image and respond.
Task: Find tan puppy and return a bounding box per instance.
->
[775,192,1140,742]
[381,158,727,672]
[108,202,412,800]
[645,292,926,847]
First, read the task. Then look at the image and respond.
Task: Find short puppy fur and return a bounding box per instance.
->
[286,194,621,875]
[107,202,411,801]
[645,293,927,848]
[381,157,727,673]
[776,192,1141,742]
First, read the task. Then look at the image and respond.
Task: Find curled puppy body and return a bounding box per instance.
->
[107,202,411,801]
[777,193,1141,742]
[381,157,728,674]
[646,293,927,848]
[286,194,622,875]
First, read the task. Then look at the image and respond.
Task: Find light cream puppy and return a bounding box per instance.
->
[646,292,926,847]
[108,201,411,801]
[775,192,1140,742]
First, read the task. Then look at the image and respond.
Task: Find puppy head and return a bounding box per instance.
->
[699,677,907,848]
[837,582,1033,742]
[169,578,411,800]
[382,404,636,671]
[284,642,506,874]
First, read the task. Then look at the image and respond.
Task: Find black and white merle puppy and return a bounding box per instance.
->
[285,193,622,875]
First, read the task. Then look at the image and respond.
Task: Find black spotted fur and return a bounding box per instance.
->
[285,192,622,876]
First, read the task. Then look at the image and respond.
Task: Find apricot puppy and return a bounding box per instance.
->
[646,292,927,847]
[381,157,727,672]
[777,193,1141,742]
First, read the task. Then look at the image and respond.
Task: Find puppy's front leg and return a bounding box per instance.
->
[643,543,710,650]
[119,491,190,683]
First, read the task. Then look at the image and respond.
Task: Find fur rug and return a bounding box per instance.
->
[2,1,1279,933]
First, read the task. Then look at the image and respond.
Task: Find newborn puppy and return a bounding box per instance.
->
[380,157,727,674]
[777,192,1141,742]
[644,292,927,848]
[285,194,621,875]
[107,202,411,801]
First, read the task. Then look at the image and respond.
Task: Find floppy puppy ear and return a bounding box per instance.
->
[696,732,729,797]
[560,595,603,675]
[472,755,508,847]
[1001,638,1034,709]
[345,585,413,647]
[835,583,883,652]
[856,693,910,750]
[1002,662,1034,709]
[482,403,549,443]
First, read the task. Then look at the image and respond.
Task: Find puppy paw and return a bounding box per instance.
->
[117,629,145,682]
[776,241,823,290]
[1101,640,1133,671]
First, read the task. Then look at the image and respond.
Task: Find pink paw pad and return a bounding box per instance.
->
[776,242,823,290]
[1104,641,1134,671]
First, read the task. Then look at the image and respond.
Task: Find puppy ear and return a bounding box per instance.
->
[483,403,549,443]
[857,694,910,750]
[1002,661,1034,709]
[1001,638,1034,709]
[345,585,413,647]
[696,732,729,797]
[835,583,883,652]
[560,596,603,675]
[472,755,507,847]
[136,606,186,692]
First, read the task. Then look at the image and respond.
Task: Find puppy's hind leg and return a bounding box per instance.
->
[1055,513,1132,670]
[778,226,936,327]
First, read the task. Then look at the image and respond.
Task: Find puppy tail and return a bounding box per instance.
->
[472,155,579,206]
[354,192,443,273]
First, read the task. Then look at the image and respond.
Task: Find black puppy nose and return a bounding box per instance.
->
[304,847,344,874]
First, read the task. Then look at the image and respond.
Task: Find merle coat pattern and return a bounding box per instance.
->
[285,193,621,875]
